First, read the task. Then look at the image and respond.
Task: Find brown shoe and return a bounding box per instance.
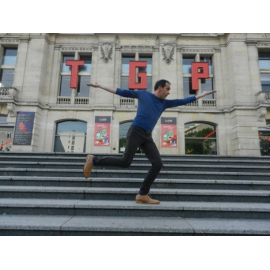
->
[83,155,94,178]
[135,194,160,204]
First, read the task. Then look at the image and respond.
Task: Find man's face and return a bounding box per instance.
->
[158,83,171,100]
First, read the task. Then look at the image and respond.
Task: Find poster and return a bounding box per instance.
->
[13,111,35,145]
[161,117,177,148]
[94,116,111,146]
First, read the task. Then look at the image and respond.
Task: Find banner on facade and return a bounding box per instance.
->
[161,117,177,148]
[94,116,111,146]
[13,111,35,145]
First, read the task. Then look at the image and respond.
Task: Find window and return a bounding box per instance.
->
[200,57,214,99]
[59,54,91,98]
[259,52,270,91]
[185,122,217,155]
[54,121,87,153]
[259,130,270,156]
[183,56,197,98]
[0,115,7,123]
[139,56,152,92]
[77,55,91,97]
[121,54,152,92]
[59,55,74,96]
[121,55,135,90]
[183,55,215,100]
[0,48,17,88]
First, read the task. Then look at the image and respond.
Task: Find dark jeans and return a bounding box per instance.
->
[92,125,163,195]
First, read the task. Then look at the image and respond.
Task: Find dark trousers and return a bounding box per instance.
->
[92,125,163,195]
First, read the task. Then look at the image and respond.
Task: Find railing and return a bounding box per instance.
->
[0,88,10,95]
[120,98,135,106]
[202,99,216,106]
[0,87,17,99]
[185,100,198,106]
[57,97,71,104]
[266,92,270,100]
[75,97,89,104]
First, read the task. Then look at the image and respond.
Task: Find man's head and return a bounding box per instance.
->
[154,79,171,100]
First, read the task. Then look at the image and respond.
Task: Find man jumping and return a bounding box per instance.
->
[83,79,216,204]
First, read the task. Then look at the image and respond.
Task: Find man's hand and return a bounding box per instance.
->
[87,82,101,88]
[86,82,117,94]
[196,90,217,100]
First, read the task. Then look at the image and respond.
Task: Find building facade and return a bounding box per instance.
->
[0,33,270,156]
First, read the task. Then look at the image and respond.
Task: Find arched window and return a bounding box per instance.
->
[185,122,217,155]
[54,120,87,153]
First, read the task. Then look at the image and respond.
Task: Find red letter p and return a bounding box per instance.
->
[191,62,210,90]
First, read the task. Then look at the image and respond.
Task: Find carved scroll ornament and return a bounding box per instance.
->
[101,43,113,63]
[162,43,174,64]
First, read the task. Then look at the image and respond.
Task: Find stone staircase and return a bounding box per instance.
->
[0,152,270,235]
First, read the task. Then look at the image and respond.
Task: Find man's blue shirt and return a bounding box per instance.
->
[116,88,196,133]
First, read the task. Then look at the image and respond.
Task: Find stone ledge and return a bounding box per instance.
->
[1,215,270,235]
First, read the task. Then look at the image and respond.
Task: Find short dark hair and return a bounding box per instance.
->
[154,79,170,91]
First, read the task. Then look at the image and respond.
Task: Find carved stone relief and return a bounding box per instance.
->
[257,107,267,122]
[162,43,174,64]
[181,48,215,53]
[0,38,19,44]
[120,45,154,52]
[60,47,92,51]
[7,103,16,117]
[101,43,113,63]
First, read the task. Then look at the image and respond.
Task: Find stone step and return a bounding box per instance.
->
[1,152,270,161]
[1,152,270,236]
[1,161,270,173]
[1,176,270,190]
[1,214,270,236]
[1,168,270,180]
[1,198,270,219]
[1,155,270,166]
[0,186,270,203]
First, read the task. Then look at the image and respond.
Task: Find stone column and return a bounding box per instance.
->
[213,47,224,108]
[246,40,261,97]
[48,44,61,104]
[225,37,261,156]
[176,47,183,99]
[13,37,30,97]
[158,36,178,99]
[20,36,49,102]
[94,36,116,107]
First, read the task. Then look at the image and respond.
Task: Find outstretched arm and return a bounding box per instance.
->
[87,82,117,94]
[196,90,217,100]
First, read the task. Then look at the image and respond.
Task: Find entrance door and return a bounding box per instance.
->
[185,122,217,155]
[0,126,14,152]
[54,120,87,153]
[0,116,14,152]
[259,130,270,156]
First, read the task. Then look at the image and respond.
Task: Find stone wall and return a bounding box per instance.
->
[1,33,269,155]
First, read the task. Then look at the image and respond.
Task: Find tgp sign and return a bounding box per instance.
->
[66,60,210,90]
[191,62,210,90]
[66,60,85,88]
